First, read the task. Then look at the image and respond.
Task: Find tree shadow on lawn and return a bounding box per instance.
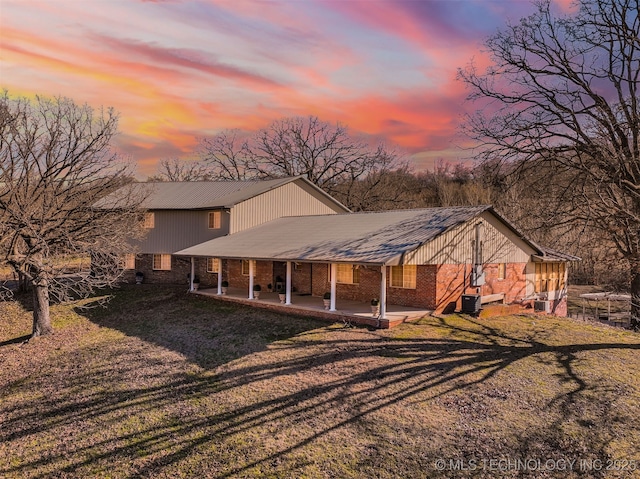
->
[2,293,640,478]
[79,284,330,370]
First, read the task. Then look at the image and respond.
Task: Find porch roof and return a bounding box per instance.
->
[175,206,495,266]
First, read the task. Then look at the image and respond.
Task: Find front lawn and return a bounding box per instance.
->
[1,285,639,478]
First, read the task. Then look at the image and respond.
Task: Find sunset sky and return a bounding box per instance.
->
[1,0,574,177]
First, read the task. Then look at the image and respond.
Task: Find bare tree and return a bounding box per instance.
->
[0,92,147,338]
[148,158,214,182]
[197,129,252,180]
[198,116,404,208]
[459,0,640,328]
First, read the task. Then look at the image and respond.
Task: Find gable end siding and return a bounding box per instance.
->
[230,181,345,233]
[403,211,534,265]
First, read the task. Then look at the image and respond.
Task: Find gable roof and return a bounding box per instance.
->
[534,247,581,262]
[176,205,520,266]
[97,176,349,211]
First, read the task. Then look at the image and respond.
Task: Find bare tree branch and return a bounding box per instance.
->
[0,92,147,338]
[459,0,640,327]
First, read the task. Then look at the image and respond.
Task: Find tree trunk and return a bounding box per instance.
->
[31,279,52,337]
[631,265,640,331]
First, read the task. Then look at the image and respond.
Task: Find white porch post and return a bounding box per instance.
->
[285,261,292,305]
[380,265,387,319]
[248,260,254,299]
[330,263,337,312]
[216,260,222,295]
[189,257,195,292]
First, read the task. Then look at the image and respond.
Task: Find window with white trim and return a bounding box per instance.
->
[390,265,416,289]
[328,264,360,284]
[242,260,256,276]
[152,254,171,271]
[123,254,136,270]
[208,211,221,229]
[143,212,155,228]
[207,257,220,273]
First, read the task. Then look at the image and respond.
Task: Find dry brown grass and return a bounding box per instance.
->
[1,284,639,478]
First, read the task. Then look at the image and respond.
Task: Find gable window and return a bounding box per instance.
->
[328,264,360,284]
[123,254,136,270]
[152,254,171,271]
[498,263,506,280]
[390,265,416,289]
[208,211,221,229]
[242,260,256,276]
[207,257,220,273]
[143,212,155,228]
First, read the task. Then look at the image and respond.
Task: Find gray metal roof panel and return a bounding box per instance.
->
[139,177,296,209]
[175,206,491,265]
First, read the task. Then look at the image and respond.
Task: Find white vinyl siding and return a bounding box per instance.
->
[207,257,220,273]
[208,211,221,229]
[152,254,171,271]
[390,265,416,289]
[143,212,155,228]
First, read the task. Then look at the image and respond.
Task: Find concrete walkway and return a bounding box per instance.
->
[193,287,433,328]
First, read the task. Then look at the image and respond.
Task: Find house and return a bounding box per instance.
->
[118,177,350,284]
[175,205,579,325]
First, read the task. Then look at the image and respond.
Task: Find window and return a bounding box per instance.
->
[143,212,155,228]
[498,263,506,280]
[207,257,220,273]
[242,260,256,276]
[123,254,136,270]
[328,264,360,284]
[152,254,171,271]
[208,211,221,229]
[390,265,417,289]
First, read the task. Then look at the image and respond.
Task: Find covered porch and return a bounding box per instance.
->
[193,286,433,329]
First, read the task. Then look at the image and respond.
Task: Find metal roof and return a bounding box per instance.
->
[141,177,299,209]
[97,176,349,211]
[175,206,495,265]
[534,247,582,262]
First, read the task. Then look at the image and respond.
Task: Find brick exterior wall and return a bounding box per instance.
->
[309,263,436,309]
[127,254,192,285]
[226,260,274,291]
[434,262,529,314]
[481,263,528,303]
[124,254,229,288]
